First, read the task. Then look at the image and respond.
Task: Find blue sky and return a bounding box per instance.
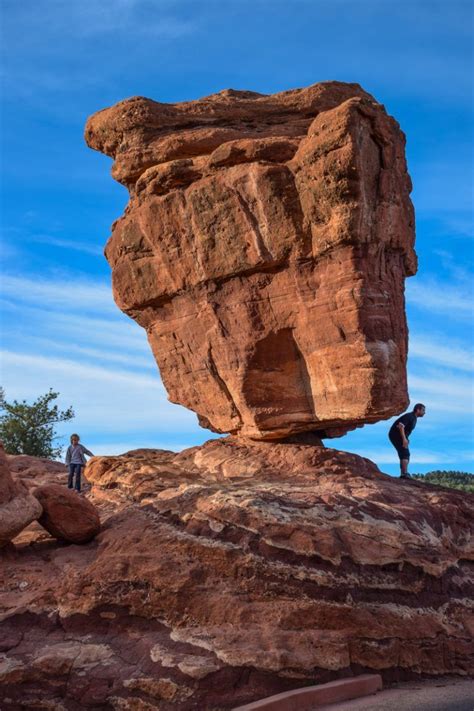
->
[0,0,473,474]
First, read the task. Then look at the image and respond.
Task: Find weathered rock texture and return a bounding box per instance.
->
[1,443,472,709]
[85,82,416,440]
[34,484,101,543]
[0,445,42,547]
[7,453,67,490]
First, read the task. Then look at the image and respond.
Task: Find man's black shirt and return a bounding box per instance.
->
[389,412,417,441]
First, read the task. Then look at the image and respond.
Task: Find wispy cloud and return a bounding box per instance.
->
[68,0,195,39]
[13,337,156,371]
[2,0,196,44]
[1,0,198,111]
[406,277,474,319]
[1,350,197,435]
[409,334,473,372]
[1,350,161,390]
[1,299,148,354]
[408,370,474,414]
[1,273,115,315]
[26,235,104,256]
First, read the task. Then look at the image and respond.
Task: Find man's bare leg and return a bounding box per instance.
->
[400,459,410,477]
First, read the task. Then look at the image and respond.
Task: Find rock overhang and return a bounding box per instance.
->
[85,81,416,440]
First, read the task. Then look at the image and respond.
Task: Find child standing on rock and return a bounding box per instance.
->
[65,434,94,492]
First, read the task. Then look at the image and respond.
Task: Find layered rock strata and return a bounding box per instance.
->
[1,442,472,709]
[85,82,416,440]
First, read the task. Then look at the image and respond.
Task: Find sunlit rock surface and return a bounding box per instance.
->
[85,82,416,440]
[1,444,472,709]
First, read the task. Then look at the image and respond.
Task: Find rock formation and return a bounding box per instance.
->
[1,444,472,709]
[85,81,416,440]
[34,484,101,543]
[0,444,42,547]
[4,83,464,711]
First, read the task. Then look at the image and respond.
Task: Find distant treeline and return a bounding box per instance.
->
[413,470,474,493]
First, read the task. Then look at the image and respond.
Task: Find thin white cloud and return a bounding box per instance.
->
[11,336,156,371]
[407,370,474,415]
[409,371,473,399]
[409,335,473,372]
[3,0,196,42]
[27,235,104,256]
[1,351,162,390]
[1,300,148,353]
[1,274,115,315]
[0,350,198,436]
[66,1,195,38]
[406,278,474,318]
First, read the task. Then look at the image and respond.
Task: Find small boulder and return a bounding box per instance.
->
[0,444,43,546]
[33,485,100,543]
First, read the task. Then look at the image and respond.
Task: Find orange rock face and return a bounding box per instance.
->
[85,82,416,440]
[1,443,472,709]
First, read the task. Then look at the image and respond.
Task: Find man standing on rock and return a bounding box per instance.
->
[388,404,426,479]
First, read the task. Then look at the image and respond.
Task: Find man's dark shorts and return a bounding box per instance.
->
[389,433,410,461]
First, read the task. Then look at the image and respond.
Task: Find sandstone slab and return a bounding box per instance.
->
[33,484,101,543]
[85,82,416,440]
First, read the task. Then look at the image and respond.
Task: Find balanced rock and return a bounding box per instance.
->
[33,484,100,543]
[85,82,416,440]
[0,444,42,546]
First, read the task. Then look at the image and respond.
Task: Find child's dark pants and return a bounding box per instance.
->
[68,464,82,491]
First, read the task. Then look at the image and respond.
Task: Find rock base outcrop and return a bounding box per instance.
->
[1,441,472,709]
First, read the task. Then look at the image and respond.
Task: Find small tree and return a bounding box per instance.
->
[0,388,74,458]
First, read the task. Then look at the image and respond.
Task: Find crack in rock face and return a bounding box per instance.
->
[85,81,416,440]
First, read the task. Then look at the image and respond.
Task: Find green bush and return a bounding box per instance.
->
[0,388,74,458]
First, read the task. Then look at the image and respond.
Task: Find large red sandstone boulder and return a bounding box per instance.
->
[33,484,100,543]
[1,442,471,709]
[85,82,416,440]
[0,445,43,546]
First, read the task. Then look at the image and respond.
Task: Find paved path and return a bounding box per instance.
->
[317,678,474,711]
